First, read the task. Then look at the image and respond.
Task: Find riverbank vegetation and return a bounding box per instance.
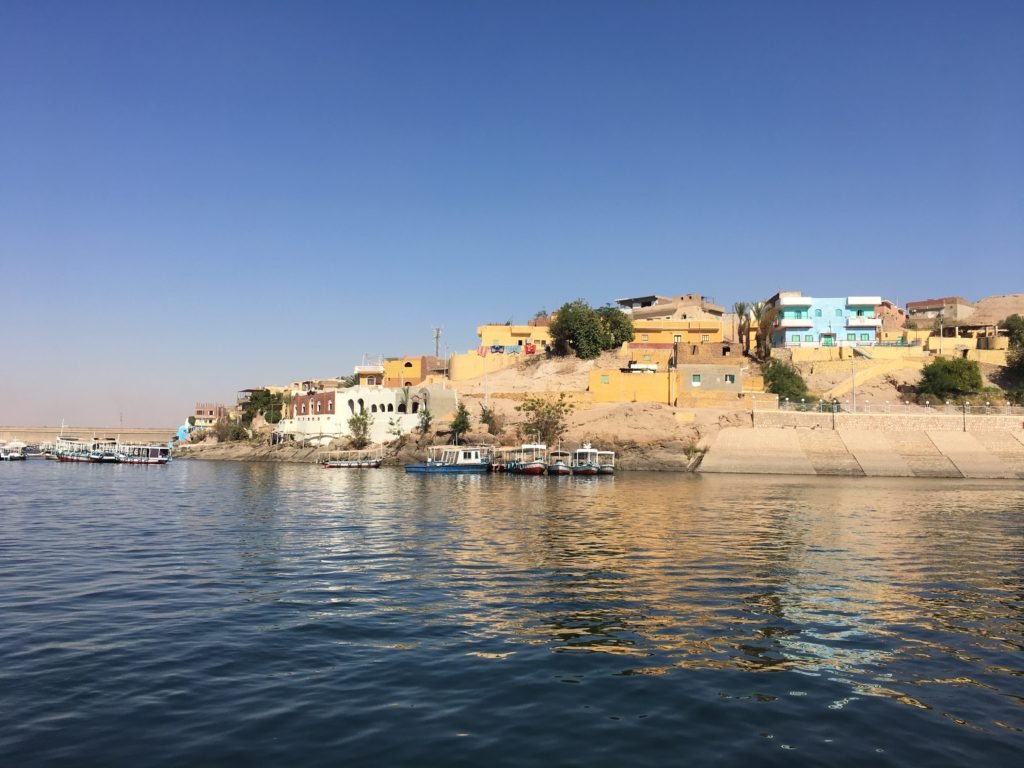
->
[549,300,634,359]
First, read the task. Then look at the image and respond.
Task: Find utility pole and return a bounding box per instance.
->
[432,327,442,358]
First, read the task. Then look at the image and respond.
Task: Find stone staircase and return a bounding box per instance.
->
[796,430,864,475]
[886,432,963,478]
[960,432,1024,479]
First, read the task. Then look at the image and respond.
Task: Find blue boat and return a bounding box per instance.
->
[405,446,492,474]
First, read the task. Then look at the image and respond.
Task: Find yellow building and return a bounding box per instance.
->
[476,322,552,349]
[628,318,725,366]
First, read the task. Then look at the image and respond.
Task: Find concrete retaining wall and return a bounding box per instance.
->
[699,425,1024,479]
[753,410,1024,432]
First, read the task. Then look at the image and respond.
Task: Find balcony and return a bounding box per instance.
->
[776,295,813,307]
[775,317,814,329]
[845,316,882,328]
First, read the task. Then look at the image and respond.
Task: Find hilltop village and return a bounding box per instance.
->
[178,290,1024,471]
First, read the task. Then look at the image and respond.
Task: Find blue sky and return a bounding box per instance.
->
[1,0,1022,426]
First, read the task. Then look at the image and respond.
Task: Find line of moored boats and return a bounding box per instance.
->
[0,436,172,465]
[403,442,614,475]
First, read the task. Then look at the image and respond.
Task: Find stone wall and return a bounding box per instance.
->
[752,410,1024,432]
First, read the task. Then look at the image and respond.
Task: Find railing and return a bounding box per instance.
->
[776,399,1024,415]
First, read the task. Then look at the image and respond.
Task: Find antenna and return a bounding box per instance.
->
[432,326,442,358]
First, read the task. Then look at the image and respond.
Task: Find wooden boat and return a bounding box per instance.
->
[320,447,383,469]
[571,443,601,476]
[405,446,492,474]
[546,449,572,476]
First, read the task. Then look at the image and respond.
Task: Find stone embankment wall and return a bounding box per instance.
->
[752,411,1024,432]
[0,426,178,443]
[700,422,1024,479]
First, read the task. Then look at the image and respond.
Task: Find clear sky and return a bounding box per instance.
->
[2,0,1022,426]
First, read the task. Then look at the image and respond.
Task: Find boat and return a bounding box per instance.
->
[597,450,616,475]
[117,443,172,465]
[0,442,27,460]
[546,449,572,476]
[571,443,601,475]
[405,445,492,474]
[508,443,547,475]
[54,436,94,462]
[319,447,383,469]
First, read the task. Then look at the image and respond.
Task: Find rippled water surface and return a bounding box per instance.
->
[1,461,1022,765]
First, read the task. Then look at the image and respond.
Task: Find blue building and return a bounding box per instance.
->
[767,293,882,348]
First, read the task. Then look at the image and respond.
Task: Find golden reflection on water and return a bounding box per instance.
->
[234,465,1023,723]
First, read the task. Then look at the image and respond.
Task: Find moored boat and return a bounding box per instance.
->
[510,443,547,475]
[320,447,383,468]
[0,442,28,460]
[597,450,616,475]
[546,449,572,476]
[405,446,492,474]
[117,443,172,465]
[571,443,601,476]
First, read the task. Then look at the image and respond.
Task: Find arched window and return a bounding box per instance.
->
[387,404,394,412]
[404,362,413,368]
[815,309,822,317]
[412,401,420,414]
[357,398,365,414]
[348,399,355,415]
[371,404,378,412]
[397,404,407,413]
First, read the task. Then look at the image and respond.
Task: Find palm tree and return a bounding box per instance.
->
[733,301,750,353]
[750,301,778,360]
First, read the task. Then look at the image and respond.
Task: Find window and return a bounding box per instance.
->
[600,375,609,384]
[673,335,682,343]
[642,354,652,361]
[847,333,856,341]
[856,310,865,317]
[701,334,710,343]
[836,309,843,317]
[791,334,801,343]
[725,374,735,384]
[860,333,870,341]
[641,334,649,341]
[805,334,814,342]
[316,402,321,413]
[691,374,702,386]
[815,309,822,317]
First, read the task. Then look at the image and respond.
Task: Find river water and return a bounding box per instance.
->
[1,460,1022,765]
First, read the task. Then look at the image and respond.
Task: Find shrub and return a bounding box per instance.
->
[515,393,574,445]
[348,411,373,449]
[917,357,982,400]
[449,402,471,444]
[549,300,625,359]
[479,404,502,436]
[761,360,808,401]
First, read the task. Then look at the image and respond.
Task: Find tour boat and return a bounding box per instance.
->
[0,442,27,460]
[597,450,616,475]
[117,443,172,465]
[509,443,547,475]
[405,446,492,474]
[571,443,601,476]
[55,436,95,462]
[546,450,572,476]
[320,448,383,468]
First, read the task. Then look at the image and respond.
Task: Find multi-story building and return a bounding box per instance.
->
[193,402,228,428]
[905,296,976,324]
[616,293,724,322]
[767,292,882,348]
[627,318,726,367]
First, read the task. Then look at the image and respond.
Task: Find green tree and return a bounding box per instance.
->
[243,390,284,424]
[761,360,808,401]
[515,393,574,446]
[340,373,359,388]
[1001,314,1024,350]
[1004,346,1024,386]
[596,305,635,348]
[733,301,750,352]
[479,404,502,436]
[348,411,373,448]
[418,408,433,434]
[449,402,471,444]
[549,299,611,359]
[917,357,983,400]
[750,301,778,360]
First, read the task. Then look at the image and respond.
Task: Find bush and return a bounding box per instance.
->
[761,360,808,401]
[515,393,574,445]
[917,357,982,400]
[348,411,373,449]
[479,404,503,436]
[449,402,471,444]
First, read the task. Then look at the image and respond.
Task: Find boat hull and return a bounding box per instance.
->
[324,459,382,469]
[572,465,600,476]
[546,463,572,476]
[405,463,490,474]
